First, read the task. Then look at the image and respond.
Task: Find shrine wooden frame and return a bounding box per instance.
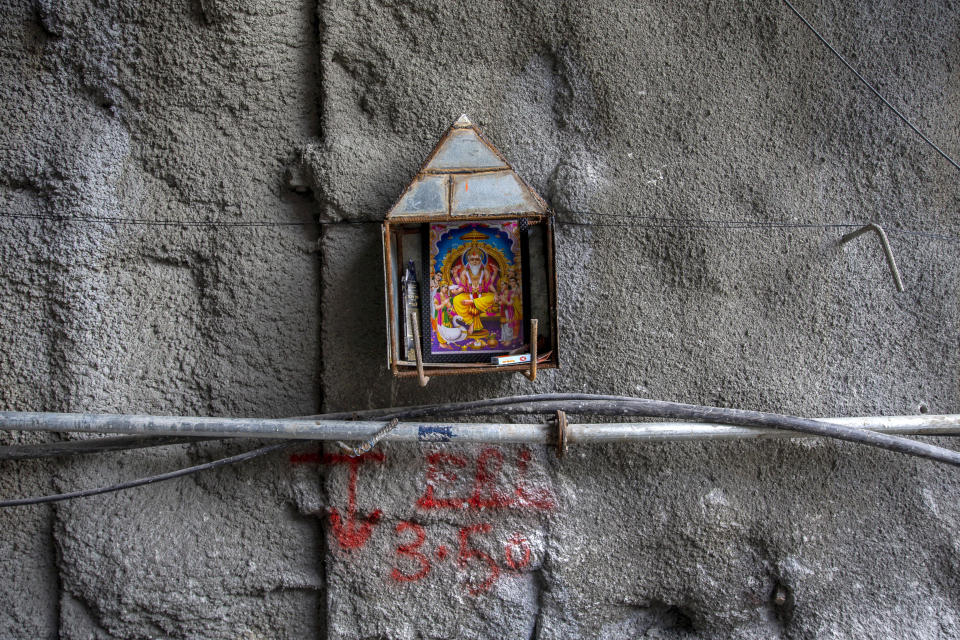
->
[383,215,559,379]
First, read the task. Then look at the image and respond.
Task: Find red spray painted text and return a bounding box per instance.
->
[291,446,553,594]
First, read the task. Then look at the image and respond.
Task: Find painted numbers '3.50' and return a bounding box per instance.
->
[389,520,532,594]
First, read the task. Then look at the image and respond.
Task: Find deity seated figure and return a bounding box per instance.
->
[449,245,501,347]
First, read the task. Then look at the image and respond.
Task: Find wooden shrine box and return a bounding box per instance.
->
[382,115,559,384]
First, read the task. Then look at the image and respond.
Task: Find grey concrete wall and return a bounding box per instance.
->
[1,0,959,638]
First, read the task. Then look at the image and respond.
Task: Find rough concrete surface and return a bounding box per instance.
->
[1,0,959,637]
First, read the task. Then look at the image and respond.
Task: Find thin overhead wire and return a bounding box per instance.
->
[781,0,960,173]
[0,211,317,227]
[557,213,960,244]
[3,209,960,244]
[556,212,862,231]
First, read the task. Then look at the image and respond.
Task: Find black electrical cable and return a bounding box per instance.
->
[4,394,960,507]
[781,0,960,173]
[5,394,959,466]
[320,393,960,468]
[0,435,215,460]
[0,442,293,507]
[489,397,960,467]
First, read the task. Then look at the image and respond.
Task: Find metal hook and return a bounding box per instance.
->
[839,223,905,293]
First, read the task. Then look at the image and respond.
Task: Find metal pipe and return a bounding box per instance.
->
[568,415,960,442]
[1,411,959,444]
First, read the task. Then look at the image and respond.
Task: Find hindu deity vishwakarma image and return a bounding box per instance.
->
[429,223,523,353]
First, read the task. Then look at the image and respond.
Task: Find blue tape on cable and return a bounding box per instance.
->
[418,425,454,442]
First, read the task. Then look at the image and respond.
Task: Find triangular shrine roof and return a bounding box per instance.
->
[386,115,549,221]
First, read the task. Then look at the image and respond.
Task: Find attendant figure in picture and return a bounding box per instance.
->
[430,273,442,334]
[434,284,468,346]
[498,281,514,346]
[429,271,444,331]
[450,238,500,348]
[499,277,521,348]
[508,276,522,342]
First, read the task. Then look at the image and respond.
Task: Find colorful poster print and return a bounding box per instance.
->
[428,222,524,355]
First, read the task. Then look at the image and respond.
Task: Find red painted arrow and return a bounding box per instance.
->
[325,451,385,550]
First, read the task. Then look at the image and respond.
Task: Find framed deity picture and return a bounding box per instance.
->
[420,221,530,363]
